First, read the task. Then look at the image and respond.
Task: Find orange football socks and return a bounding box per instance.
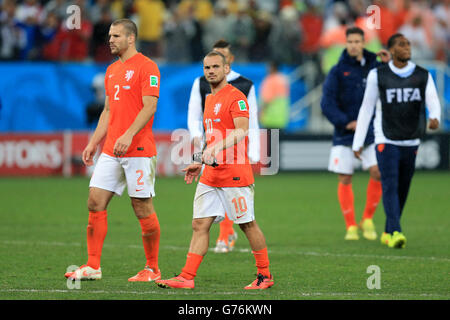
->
[180,252,204,280]
[362,178,382,220]
[139,213,160,272]
[338,182,357,228]
[252,247,270,278]
[86,210,107,270]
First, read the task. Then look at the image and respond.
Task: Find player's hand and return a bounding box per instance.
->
[113,133,133,157]
[182,163,202,184]
[353,147,363,160]
[82,144,97,166]
[377,49,391,63]
[428,118,439,130]
[345,120,357,131]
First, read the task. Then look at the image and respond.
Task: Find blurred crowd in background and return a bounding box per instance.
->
[0,0,449,67]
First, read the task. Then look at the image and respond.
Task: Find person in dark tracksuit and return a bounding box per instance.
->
[321,27,390,241]
[353,33,441,249]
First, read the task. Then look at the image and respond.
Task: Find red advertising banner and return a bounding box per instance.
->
[0,132,190,177]
[0,134,65,176]
[0,131,266,176]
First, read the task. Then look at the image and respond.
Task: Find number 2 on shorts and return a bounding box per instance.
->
[136,170,144,186]
[232,196,247,214]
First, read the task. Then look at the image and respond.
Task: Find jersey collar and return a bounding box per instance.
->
[119,52,141,64]
[388,60,416,78]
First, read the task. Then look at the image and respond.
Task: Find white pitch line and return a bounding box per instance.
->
[0,288,448,299]
[287,250,450,262]
[1,239,449,262]
[0,240,251,253]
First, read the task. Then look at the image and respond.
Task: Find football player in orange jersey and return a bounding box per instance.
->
[187,39,261,253]
[156,51,274,290]
[65,19,162,283]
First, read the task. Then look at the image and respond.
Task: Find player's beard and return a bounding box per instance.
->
[398,54,411,63]
[207,74,225,86]
[110,43,127,56]
[110,46,119,55]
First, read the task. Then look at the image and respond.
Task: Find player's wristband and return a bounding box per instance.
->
[192,152,218,167]
[192,152,203,164]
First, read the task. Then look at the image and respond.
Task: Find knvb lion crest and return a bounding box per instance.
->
[125,70,134,81]
[214,103,221,115]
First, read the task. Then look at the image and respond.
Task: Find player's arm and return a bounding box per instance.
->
[247,85,261,163]
[320,66,351,129]
[425,72,441,130]
[113,95,158,157]
[352,69,379,159]
[82,96,110,166]
[202,117,249,165]
[187,78,205,153]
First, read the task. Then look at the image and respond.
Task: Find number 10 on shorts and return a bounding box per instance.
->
[232,196,247,219]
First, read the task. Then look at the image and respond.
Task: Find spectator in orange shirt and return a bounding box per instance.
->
[259,61,290,130]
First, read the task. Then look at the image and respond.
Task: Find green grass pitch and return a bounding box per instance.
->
[0,171,448,300]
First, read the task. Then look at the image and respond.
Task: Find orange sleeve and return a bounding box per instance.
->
[140,61,160,98]
[230,95,250,119]
[104,67,110,96]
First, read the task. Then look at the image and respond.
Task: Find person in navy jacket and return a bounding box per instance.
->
[320,27,390,241]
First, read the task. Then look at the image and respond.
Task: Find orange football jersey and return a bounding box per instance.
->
[200,84,254,187]
[103,53,160,157]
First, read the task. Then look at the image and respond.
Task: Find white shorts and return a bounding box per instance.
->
[328,143,377,175]
[193,183,255,224]
[89,153,157,198]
